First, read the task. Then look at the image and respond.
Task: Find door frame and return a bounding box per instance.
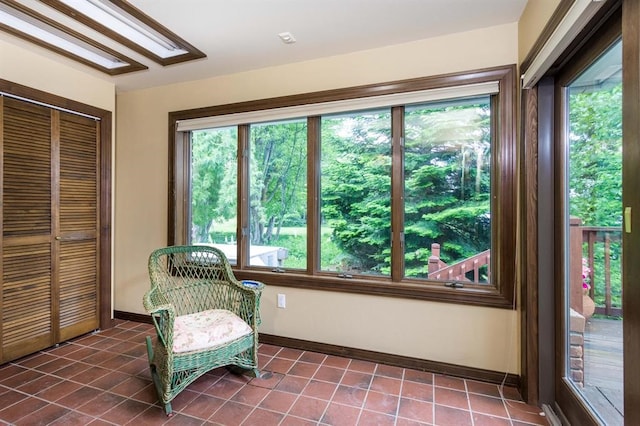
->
[0,79,113,332]
[553,10,622,424]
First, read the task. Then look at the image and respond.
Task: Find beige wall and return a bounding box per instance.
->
[116,22,520,374]
[518,0,563,64]
[0,38,115,111]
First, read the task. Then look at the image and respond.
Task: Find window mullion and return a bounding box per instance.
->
[238,124,250,269]
[307,116,321,274]
[391,106,405,282]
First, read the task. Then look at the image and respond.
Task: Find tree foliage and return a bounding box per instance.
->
[190,128,237,243]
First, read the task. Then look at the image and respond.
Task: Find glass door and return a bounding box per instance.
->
[562,38,623,425]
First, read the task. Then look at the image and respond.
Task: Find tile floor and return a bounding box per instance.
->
[0,320,548,425]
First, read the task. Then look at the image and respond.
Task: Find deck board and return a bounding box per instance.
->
[582,317,623,425]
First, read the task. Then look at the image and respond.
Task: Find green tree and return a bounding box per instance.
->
[569,84,622,227]
[190,128,237,243]
[250,120,307,245]
[403,102,491,278]
[321,112,392,273]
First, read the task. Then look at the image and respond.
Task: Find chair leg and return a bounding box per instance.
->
[146,336,173,416]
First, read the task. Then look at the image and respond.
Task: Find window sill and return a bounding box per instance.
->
[232,269,515,309]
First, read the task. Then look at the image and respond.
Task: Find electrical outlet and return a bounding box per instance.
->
[277,293,286,308]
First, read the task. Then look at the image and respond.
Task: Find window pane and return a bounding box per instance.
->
[190,127,238,264]
[321,110,392,276]
[249,119,307,269]
[404,97,491,283]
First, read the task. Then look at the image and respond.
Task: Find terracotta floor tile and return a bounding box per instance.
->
[0,368,42,388]
[364,390,399,416]
[164,413,204,425]
[302,379,338,400]
[242,407,285,426]
[468,393,509,418]
[321,401,361,425]
[402,379,433,402]
[0,364,27,381]
[370,375,402,395]
[265,357,295,374]
[63,346,99,361]
[208,400,253,425]
[289,361,319,378]
[278,347,305,361]
[0,396,49,423]
[434,374,466,391]
[280,415,317,425]
[181,393,226,419]
[36,379,83,402]
[89,370,132,391]
[398,397,433,424]
[14,403,70,425]
[299,351,327,364]
[76,391,126,417]
[258,344,281,356]
[16,373,62,394]
[288,395,329,421]
[204,376,244,399]
[0,388,27,409]
[0,321,548,426]
[505,400,549,425]
[404,369,434,385]
[276,376,310,394]
[48,410,97,425]
[313,365,344,383]
[340,370,373,390]
[358,409,395,425]
[348,359,377,374]
[70,365,111,384]
[56,385,104,409]
[15,352,57,369]
[230,383,270,405]
[323,355,351,369]
[53,361,92,379]
[473,412,514,426]
[111,376,152,398]
[332,384,367,408]
[467,379,502,398]
[375,364,404,379]
[434,386,469,410]
[434,404,473,426]
[250,371,284,389]
[100,398,152,424]
[259,389,298,413]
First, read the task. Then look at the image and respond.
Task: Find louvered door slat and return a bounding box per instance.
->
[57,112,99,341]
[1,98,54,361]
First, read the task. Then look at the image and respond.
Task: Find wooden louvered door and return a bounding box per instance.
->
[56,110,99,342]
[1,97,54,362]
[0,97,99,363]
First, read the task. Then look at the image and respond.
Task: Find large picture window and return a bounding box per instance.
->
[170,65,516,308]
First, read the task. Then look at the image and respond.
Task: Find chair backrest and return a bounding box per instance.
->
[148,245,240,316]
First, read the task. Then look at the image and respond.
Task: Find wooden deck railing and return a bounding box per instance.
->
[427,243,490,283]
[575,221,622,317]
[427,220,621,317]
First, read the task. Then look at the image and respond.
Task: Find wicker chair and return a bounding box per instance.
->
[143,245,264,415]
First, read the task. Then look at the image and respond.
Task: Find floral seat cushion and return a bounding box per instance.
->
[173,309,252,353]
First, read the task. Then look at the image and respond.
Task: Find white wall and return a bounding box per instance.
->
[115,23,520,374]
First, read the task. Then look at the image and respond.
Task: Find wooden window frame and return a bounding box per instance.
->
[169,65,517,309]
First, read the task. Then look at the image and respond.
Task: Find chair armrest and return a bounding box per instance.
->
[227,279,264,327]
[143,289,176,350]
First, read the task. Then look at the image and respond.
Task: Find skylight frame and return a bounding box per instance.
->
[41,0,206,66]
[0,0,146,75]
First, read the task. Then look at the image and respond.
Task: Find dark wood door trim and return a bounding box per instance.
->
[0,79,113,332]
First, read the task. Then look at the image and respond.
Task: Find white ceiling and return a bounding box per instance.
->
[2,0,528,92]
